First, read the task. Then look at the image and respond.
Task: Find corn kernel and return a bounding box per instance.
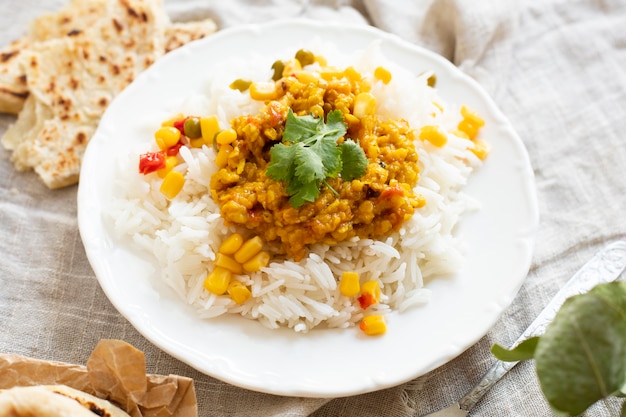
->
[214,253,243,274]
[219,233,244,255]
[457,119,480,140]
[419,125,447,147]
[294,70,318,85]
[344,113,360,128]
[314,54,327,66]
[319,69,344,81]
[204,267,231,295]
[159,170,185,199]
[359,315,387,336]
[353,92,376,119]
[282,58,302,76]
[374,66,392,84]
[469,138,490,160]
[339,271,360,297]
[242,251,270,273]
[190,138,205,148]
[228,281,252,304]
[157,156,179,178]
[358,280,381,309]
[343,66,362,83]
[216,128,237,146]
[234,236,263,264]
[161,113,185,127]
[249,82,279,101]
[215,144,233,168]
[200,116,220,146]
[460,105,485,128]
[154,126,181,150]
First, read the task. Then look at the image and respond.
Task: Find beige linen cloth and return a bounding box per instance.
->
[1,0,626,416]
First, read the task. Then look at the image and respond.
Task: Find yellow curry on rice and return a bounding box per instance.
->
[209,52,424,261]
[140,50,487,262]
[136,49,488,335]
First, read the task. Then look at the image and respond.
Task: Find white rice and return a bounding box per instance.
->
[107,41,483,333]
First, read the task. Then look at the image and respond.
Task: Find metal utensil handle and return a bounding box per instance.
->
[458,240,626,412]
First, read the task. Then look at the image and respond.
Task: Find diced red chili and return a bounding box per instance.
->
[266,101,284,128]
[138,151,166,174]
[358,293,377,310]
[173,117,186,134]
[379,185,404,199]
[166,141,183,156]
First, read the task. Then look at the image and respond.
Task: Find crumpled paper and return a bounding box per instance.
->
[0,339,197,417]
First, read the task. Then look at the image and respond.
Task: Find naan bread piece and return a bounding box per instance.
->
[2,0,169,189]
[28,0,114,42]
[0,386,97,417]
[0,385,131,417]
[165,18,218,53]
[0,0,218,115]
[43,385,131,417]
[0,38,29,114]
[0,0,112,115]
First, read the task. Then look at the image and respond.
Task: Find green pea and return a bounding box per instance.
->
[271,60,285,81]
[229,79,252,92]
[183,117,202,139]
[295,49,315,67]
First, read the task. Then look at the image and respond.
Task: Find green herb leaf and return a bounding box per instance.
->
[534,281,626,416]
[491,337,539,362]
[287,179,320,207]
[340,140,368,181]
[282,110,321,143]
[491,281,626,416]
[266,142,296,182]
[267,109,368,207]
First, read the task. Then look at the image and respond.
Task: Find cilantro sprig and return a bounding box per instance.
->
[266,109,368,208]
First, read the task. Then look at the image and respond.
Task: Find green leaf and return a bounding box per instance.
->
[312,136,342,178]
[491,337,540,362]
[621,400,626,417]
[339,140,368,181]
[322,110,348,142]
[282,109,321,143]
[294,144,325,183]
[266,108,365,207]
[288,179,320,207]
[266,143,296,182]
[534,281,626,416]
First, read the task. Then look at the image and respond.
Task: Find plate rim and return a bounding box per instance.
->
[77,18,539,397]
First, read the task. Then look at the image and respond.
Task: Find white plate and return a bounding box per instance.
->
[78,19,538,397]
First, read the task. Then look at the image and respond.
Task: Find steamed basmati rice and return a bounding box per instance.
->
[107,41,484,333]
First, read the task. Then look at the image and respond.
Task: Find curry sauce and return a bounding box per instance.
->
[210,56,424,260]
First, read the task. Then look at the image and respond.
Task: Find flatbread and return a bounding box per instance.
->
[0,38,29,114]
[0,0,217,188]
[42,385,131,417]
[0,0,110,115]
[0,12,217,116]
[165,19,218,53]
[0,385,131,417]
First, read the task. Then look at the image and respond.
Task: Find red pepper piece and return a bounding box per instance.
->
[173,117,187,134]
[358,293,377,310]
[166,140,183,156]
[379,185,404,199]
[138,151,166,174]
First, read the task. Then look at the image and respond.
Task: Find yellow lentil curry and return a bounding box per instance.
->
[209,51,424,261]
